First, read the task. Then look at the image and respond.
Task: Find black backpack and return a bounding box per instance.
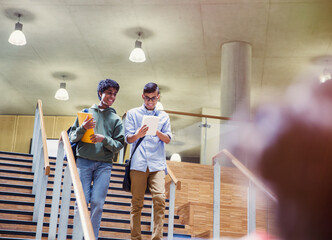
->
[64,126,78,161]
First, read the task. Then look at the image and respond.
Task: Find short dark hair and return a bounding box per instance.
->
[143,82,159,94]
[97,79,120,100]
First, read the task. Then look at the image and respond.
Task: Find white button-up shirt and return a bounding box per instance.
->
[125,104,172,172]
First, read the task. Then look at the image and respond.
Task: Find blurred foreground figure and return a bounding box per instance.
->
[233,80,332,240]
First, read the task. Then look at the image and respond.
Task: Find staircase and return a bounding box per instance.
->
[0,151,191,239]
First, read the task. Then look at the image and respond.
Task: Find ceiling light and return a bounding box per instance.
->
[129,32,146,63]
[8,14,27,46]
[170,153,181,162]
[320,68,331,83]
[55,76,69,101]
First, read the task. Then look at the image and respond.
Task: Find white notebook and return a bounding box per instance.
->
[141,115,160,135]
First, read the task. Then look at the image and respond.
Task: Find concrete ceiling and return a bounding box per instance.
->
[1,0,332,159]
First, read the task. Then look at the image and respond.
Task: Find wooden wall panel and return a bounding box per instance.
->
[0,115,17,152]
[53,116,76,138]
[43,116,56,139]
[167,160,278,238]
[13,116,34,153]
[0,114,75,154]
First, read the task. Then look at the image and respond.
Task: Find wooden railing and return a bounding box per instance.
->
[48,131,95,240]
[212,149,277,239]
[30,100,51,239]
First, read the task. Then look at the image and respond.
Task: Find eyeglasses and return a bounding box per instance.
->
[143,96,158,102]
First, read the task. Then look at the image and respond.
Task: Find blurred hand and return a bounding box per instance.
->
[82,116,95,130]
[136,125,149,138]
[90,134,105,143]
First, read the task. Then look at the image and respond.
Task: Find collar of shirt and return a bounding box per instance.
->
[141,104,159,116]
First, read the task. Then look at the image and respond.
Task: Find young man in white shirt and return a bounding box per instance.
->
[125,82,172,240]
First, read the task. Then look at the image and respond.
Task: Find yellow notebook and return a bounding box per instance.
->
[77,112,95,143]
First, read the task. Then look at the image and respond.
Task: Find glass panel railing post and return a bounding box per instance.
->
[31,107,39,157]
[49,140,65,240]
[32,140,42,194]
[73,212,84,240]
[213,160,221,239]
[247,180,256,234]
[58,166,73,240]
[199,117,211,165]
[266,197,270,236]
[118,147,124,164]
[35,171,48,240]
[31,124,42,172]
[32,121,41,173]
[150,203,154,232]
[167,181,176,240]
[32,153,41,219]
[203,117,208,165]
[34,144,48,240]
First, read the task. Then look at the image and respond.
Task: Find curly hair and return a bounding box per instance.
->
[97,79,120,100]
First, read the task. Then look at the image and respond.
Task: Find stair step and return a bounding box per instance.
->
[0,151,33,158]
[0,200,178,219]
[0,216,184,230]
[0,151,189,239]
[0,162,32,169]
[0,169,34,176]
[0,238,33,240]
[0,176,124,188]
[0,163,124,175]
[0,156,33,164]
[0,182,169,203]
[0,192,171,211]
[0,176,33,183]
[0,208,183,229]
[0,228,191,240]
[0,216,188,237]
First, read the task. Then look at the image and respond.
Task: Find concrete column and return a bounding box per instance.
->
[219,41,255,237]
[220,41,251,118]
[219,41,251,165]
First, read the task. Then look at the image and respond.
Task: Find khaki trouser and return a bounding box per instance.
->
[130,169,166,240]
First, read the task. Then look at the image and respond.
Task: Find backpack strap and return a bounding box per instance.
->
[130,136,145,159]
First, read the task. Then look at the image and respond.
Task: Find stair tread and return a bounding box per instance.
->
[0,215,184,228]
[0,229,191,239]
[0,151,189,239]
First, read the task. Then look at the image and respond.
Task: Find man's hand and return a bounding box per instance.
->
[90,134,105,143]
[136,125,149,138]
[82,116,95,130]
[156,130,171,144]
[127,125,149,143]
